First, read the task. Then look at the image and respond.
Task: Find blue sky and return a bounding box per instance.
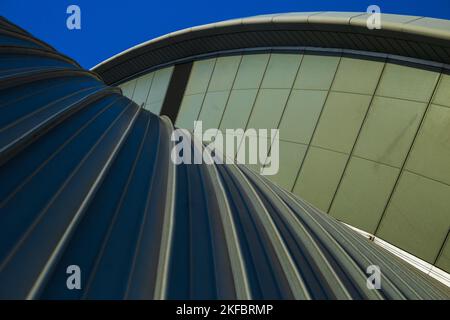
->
[2,0,450,68]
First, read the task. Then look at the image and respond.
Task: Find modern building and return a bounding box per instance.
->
[93,12,450,276]
[0,13,449,299]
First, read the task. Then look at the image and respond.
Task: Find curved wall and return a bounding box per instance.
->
[4,16,450,299]
[118,51,450,273]
[93,12,450,85]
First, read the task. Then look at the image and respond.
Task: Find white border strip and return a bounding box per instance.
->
[343,223,450,288]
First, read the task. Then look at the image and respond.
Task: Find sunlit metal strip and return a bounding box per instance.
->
[26,101,141,299]
[153,116,177,299]
[226,164,311,299]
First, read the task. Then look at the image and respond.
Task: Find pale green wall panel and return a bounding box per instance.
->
[330,157,399,233]
[278,90,327,144]
[377,171,450,263]
[175,93,205,130]
[376,63,439,102]
[147,66,173,103]
[116,66,173,114]
[208,56,241,92]
[293,147,348,211]
[331,57,384,95]
[144,100,164,115]
[436,237,450,272]
[233,54,270,89]
[270,141,307,190]
[120,80,136,99]
[354,97,427,167]
[219,89,258,130]
[261,54,302,89]
[246,89,290,132]
[312,92,372,154]
[184,58,216,95]
[132,72,154,105]
[197,91,229,130]
[406,104,450,185]
[294,55,339,90]
[433,74,450,107]
[170,52,450,271]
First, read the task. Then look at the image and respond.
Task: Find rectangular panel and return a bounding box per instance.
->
[246,89,290,133]
[175,93,205,130]
[331,57,384,95]
[119,80,136,99]
[132,72,154,105]
[312,92,372,154]
[147,66,174,103]
[278,90,327,144]
[433,74,450,108]
[406,104,450,185]
[294,55,340,90]
[207,56,241,92]
[197,91,229,130]
[269,140,307,191]
[376,62,439,102]
[261,54,302,89]
[293,147,348,212]
[436,235,450,273]
[233,54,270,89]
[184,58,216,95]
[377,171,450,264]
[354,97,427,167]
[219,89,258,130]
[330,157,399,233]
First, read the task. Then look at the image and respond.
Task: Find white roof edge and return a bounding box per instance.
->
[91,11,450,71]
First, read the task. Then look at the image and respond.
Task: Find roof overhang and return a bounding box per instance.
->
[91,12,450,85]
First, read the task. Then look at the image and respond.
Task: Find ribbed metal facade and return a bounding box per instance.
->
[0,17,449,300]
[105,13,450,275]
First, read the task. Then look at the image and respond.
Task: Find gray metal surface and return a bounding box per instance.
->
[1,16,449,300]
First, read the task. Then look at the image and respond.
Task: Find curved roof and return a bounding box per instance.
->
[1,16,450,299]
[92,12,450,85]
